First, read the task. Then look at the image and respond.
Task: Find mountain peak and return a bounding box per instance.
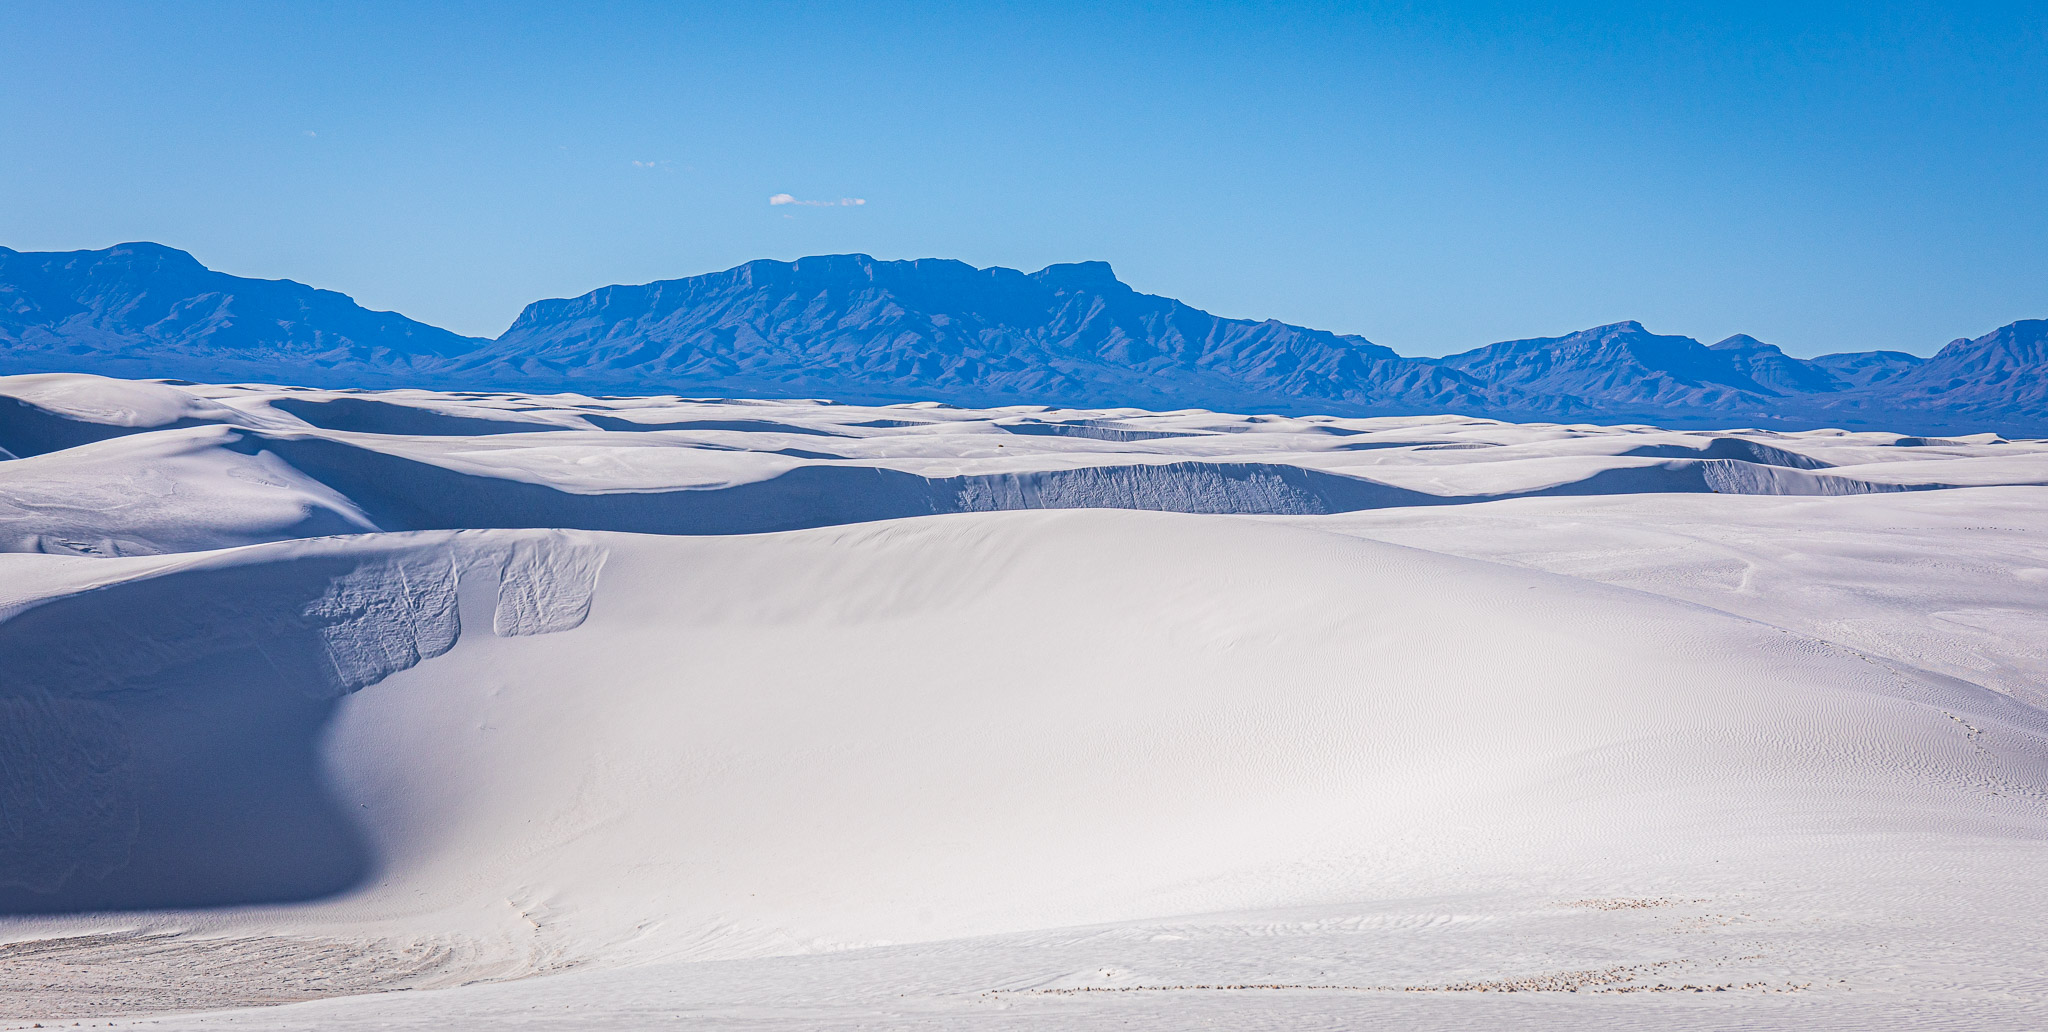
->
[481,253,1491,413]
[1932,319,2048,361]
[106,240,200,257]
[1711,334,1782,355]
[89,241,212,274]
[734,253,877,283]
[1030,261,1120,290]
[0,241,485,379]
[4,244,2045,435]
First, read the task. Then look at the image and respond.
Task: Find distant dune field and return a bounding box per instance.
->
[3,373,2047,1030]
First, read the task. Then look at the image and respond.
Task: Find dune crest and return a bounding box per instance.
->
[3,374,2047,1027]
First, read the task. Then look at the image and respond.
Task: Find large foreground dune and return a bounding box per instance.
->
[3,373,2046,1029]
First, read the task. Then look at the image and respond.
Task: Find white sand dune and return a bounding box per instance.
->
[3,373,2047,1029]
[5,375,2029,558]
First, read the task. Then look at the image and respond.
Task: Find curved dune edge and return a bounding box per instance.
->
[3,376,2047,1026]
[2,511,2046,1019]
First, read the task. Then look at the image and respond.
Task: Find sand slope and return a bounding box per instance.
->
[2,374,2047,1029]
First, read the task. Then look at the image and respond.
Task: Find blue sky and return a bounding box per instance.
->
[3,2,2043,355]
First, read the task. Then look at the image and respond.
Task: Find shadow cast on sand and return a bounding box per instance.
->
[0,552,460,913]
[234,430,1922,540]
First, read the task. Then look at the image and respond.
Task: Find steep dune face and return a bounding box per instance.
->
[6,513,2046,961]
[0,426,380,555]
[0,532,603,914]
[0,373,263,458]
[0,423,1940,555]
[326,514,2048,952]
[5,376,2048,1027]
[6,373,2020,559]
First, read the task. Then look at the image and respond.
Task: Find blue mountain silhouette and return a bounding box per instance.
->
[1,243,2039,435]
[0,243,483,386]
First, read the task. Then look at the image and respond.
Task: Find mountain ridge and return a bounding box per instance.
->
[0,242,487,386]
[0,242,2039,435]
[473,252,1501,415]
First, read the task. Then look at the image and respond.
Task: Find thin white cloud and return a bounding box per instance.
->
[302,130,317,138]
[770,194,866,207]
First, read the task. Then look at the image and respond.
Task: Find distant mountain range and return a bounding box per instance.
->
[2,242,2041,435]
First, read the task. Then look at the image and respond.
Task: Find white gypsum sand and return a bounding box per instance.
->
[1,372,2046,1030]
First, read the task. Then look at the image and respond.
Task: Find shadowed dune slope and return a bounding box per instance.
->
[0,531,603,914]
[2,512,2045,962]
[4,376,2048,1027]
